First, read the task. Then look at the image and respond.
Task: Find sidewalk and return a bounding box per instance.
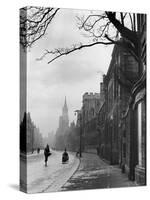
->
[62,152,137,191]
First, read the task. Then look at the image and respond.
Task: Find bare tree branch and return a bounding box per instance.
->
[105,11,139,51]
[128,13,134,31]
[32,10,140,66]
[37,41,113,64]
[20,7,144,78]
[120,13,124,26]
[20,7,60,48]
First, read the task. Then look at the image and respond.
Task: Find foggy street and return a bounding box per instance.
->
[21,150,137,194]
[19,7,146,193]
[22,150,79,193]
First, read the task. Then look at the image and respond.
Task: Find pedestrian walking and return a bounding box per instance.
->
[37,147,40,154]
[44,144,51,166]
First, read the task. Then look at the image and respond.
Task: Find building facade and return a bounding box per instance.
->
[98,43,139,167]
[26,112,34,152]
[98,13,146,184]
[82,92,101,151]
[20,112,43,153]
[33,126,43,150]
[124,14,146,184]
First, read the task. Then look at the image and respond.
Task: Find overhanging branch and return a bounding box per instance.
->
[37,41,113,64]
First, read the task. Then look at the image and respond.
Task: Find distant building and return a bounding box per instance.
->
[33,126,43,149]
[97,76,106,158]
[26,112,34,153]
[20,112,43,153]
[58,96,69,133]
[82,92,101,150]
[43,131,55,148]
[55,97,69,150]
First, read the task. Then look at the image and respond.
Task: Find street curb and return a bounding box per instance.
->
[40,153,81,193]
[60,156,81,190]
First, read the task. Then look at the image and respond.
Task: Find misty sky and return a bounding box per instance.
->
[27,8,114,136]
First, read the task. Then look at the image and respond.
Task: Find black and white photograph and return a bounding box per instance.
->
[19,6,146,194]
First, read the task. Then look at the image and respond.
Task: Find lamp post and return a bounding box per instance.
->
[74,110,82,157]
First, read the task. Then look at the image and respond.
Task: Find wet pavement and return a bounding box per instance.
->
[20,150,79,193]
[62,153,138,191]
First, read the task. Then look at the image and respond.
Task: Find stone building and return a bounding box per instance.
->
[20,112,43,153]
[65,121,80,151]
[97,78,106,158]
[20,112,28,153]
[33,126,43,150]
[26,112,34,153]
[133,13,146,185]
[98,13,146,184]
[26,113,44,152]
[98,43,139,166]
[82,92,101,151]
[122,14,146,184]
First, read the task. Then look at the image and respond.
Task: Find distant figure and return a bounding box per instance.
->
[37,147,40,154]
[76,150,79,157]
[96,147,100,155]
[62,148,69,163]
[44,144,51,166]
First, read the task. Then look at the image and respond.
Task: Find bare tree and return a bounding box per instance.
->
[20,6,59,48]
[20,8,145,79]
[77,12,140,62]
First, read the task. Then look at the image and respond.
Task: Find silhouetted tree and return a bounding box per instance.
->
[20,112,27,153]
[20,7,146,88]
[20,7,59,48]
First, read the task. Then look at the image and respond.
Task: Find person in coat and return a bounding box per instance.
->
[44,144,50,166]
[62,148,69,163]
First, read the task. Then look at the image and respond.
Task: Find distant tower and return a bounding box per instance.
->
[55,97,69,150]
[58,97,69,133]
[62,96,69,129]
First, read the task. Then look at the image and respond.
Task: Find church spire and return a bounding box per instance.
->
[64,96,67,107]
[62,96,69,128]
[58,96,69,135]
[63,96,68,112]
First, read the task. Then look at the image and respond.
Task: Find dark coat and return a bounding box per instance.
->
[44,145,51,160]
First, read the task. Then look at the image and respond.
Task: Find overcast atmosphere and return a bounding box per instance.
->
[27,8,114,136]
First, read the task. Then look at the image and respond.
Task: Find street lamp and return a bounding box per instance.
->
[74,110,82,157]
